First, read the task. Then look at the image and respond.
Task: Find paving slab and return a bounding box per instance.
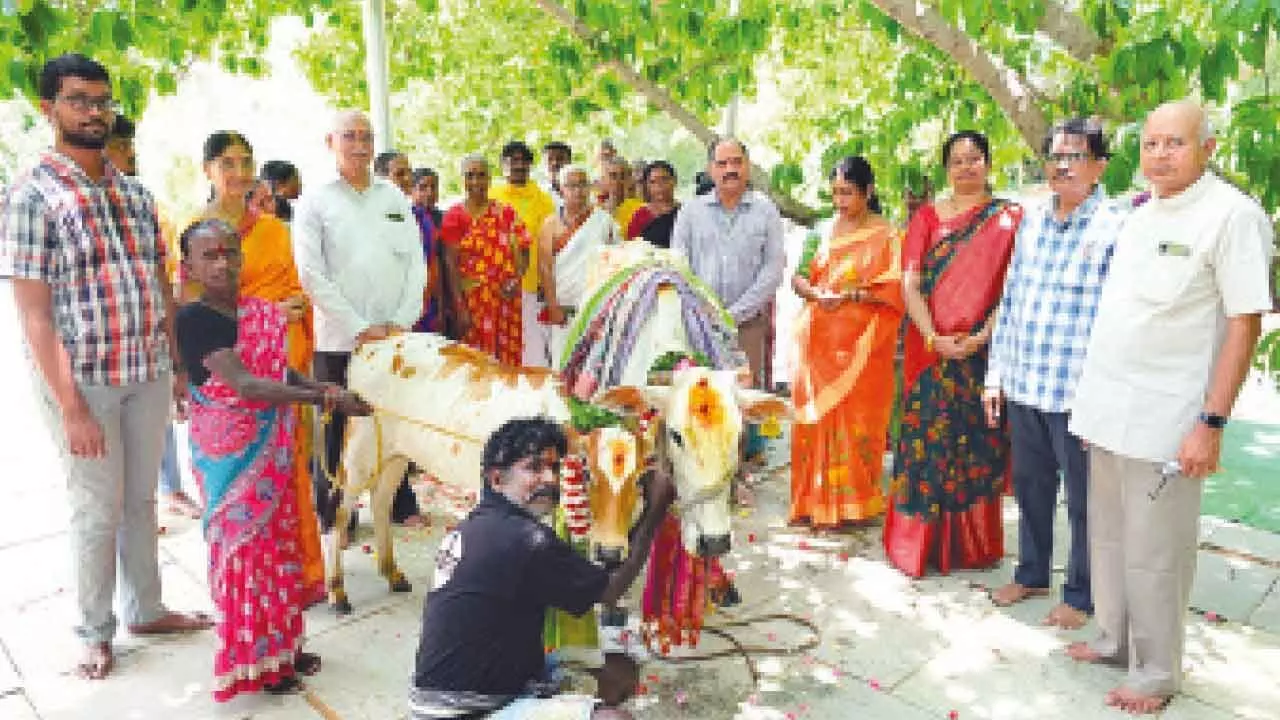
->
[0,694,40,720]
[1180,619,1280,720]
[1246,584,1280,635]
[1188,551,1280,623]
[1204,522,1280,564]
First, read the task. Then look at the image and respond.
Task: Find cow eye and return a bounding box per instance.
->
[669,429,684,448]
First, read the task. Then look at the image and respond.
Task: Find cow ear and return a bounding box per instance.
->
[735,388,792,423]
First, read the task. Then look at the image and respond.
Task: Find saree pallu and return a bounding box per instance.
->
[189,297,306,702]
[884,201,1021,577]
[236,212,324,606]
[790,219,903,526]
[441,202,529,365]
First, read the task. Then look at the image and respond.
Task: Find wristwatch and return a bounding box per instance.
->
[1197,411,1228,430]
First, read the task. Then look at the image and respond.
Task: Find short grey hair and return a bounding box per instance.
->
[459,153,488,175]
[558,163,591,188]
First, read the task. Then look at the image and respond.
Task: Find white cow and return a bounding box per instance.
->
[326,333,572,614]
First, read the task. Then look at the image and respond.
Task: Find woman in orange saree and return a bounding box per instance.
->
[790,157,903,527]
[441,155,530,365]
[201,131,325,605]
[884,131,1022,578]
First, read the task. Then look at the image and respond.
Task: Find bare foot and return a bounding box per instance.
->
[1065,640,1109,663]
[990,582,1048,607]
[397,514,427,528]
[1105,686,1171,715]
[1044,603,1090,630]
[163,491,203,519]
[128,610,214,635]
[75,642,113,680]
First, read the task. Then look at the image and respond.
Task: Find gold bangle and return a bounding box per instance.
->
[925,333,936,351]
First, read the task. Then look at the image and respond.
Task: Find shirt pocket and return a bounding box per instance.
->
[1132,250,1201,306]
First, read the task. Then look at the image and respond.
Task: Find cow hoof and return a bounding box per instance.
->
[390,577,413,593]
[332,598,353,615]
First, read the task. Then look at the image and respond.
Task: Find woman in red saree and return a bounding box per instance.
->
[177,219,368,700]
[790,157,904,527]
[441,155,530,365]
[884,132,1022,577]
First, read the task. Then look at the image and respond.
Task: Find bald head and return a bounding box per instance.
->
[326,109,374,186]
[1140,100,1215,199]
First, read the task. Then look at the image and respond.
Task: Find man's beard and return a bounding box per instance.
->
[63,126,108,150]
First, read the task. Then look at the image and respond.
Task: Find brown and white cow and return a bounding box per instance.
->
[327,333,573,613]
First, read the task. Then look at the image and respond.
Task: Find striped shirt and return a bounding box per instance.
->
[669,189,786,324]
[0,152,171,386]
[985,187,1128,413]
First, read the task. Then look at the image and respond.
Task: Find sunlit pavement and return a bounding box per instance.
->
[2,287,1279,720]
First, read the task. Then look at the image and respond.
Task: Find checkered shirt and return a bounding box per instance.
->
[985,187,1128,413]
[0,152,172,386]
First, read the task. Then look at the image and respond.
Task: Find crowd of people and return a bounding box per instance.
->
[1,51,1274,719]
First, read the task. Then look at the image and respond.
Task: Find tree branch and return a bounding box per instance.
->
[867,0,1049,150]
[1038,0,1107,63]
[534,0,818,225]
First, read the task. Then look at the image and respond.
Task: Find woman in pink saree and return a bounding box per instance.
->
[176,219,369,700]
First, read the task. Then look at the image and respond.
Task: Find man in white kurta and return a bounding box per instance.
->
[1066,101,1274,714]
[292,110,426,530]
[537,164,621,368]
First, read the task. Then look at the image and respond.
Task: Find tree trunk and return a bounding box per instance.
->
[1039,1,1106,63]
[867,0,1050,150]
[534,0,818,225]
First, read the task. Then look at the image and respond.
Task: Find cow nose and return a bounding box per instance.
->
[698,534,731,557]
[595,545,624,567]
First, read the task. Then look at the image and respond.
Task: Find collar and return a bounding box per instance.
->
[1150,171,1214,210]
[709,189,752,210]
[44,149,121,187]
[478,485,541,522]
[1049,185,1104,226]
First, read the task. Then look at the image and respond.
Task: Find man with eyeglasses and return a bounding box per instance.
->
[1,53,214,681]
[983,118,1129,632]
[1066,101,1273,714]
[292,110,426,532]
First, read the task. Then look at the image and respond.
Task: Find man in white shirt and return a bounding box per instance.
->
[293,110,426,531]
[1066,100,1274,714]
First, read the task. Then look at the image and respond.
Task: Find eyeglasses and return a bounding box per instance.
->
[1140,137,1189,154]
[57,94,120,115]
[1045,151,1092,164]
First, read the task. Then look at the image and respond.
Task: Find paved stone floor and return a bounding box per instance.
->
[3,292,1279,720]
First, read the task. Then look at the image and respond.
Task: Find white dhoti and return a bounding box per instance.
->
[548,209,620,369]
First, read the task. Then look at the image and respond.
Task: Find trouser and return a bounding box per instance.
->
[522,290,551,368]
[1086,446,1202,696]
[1007,401,1091,612]
[315,351,419,531]
[737,312,770,459]
[157,422,182,496]
[38,376,171,644]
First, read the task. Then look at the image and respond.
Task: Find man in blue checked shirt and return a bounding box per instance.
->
[982,118,1129,630]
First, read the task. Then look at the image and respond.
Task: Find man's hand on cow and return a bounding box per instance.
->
[61,400,106,458]
[1176,422,1222,480]
[355,324,391,347]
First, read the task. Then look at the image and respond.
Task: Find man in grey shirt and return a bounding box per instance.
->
[670,138,786,389]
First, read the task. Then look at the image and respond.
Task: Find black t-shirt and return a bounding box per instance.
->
[175,302,237,386]
[413,492,610,696]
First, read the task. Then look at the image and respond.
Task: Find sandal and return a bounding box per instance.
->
[295,651,322,676]
[264,674,302,695]
[74,642,113,680]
